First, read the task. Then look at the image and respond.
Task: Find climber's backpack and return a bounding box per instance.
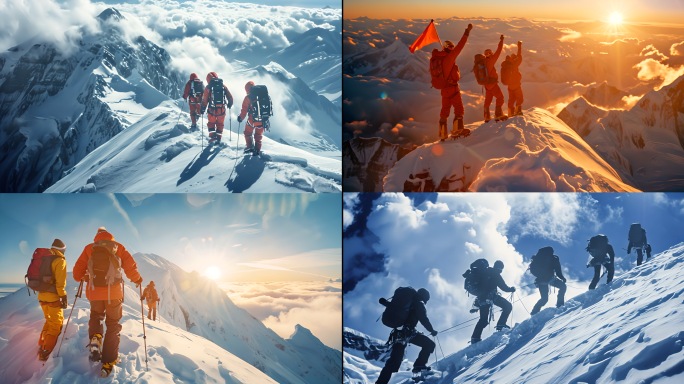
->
[463,259,490,296]
[529,246,554,278]
[25,248,58,293]
[208,78,225,108]
[88,243,123,287]
[500,58,513,86]
[190,78,204,99]
[249,85,273,128]
[473,54,492,85]
[628,223,645,245]
[586,235,609,260]
[380,286,417,329]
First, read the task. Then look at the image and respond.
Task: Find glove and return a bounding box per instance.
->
[379,297,389,306]
[134,278,143,288]
[560,277,567,283]
[237,116,243,123]
[500,34,505,41]
[466,23,473,32]
[430,330,438,337]
[509,287,516,293]
[183,97,187,102]
[517,40,522,46]
[60,295,68,309]
[200,108,206,114]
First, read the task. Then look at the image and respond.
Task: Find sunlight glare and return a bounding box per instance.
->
[608,11,623,25]
[204,266,221,281]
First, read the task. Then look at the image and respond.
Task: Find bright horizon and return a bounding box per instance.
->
[343,0,684,25]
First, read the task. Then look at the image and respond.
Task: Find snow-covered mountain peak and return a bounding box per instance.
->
[97,7,125,22]
[382,107,637,192]
[260,61,297,80]
[345,242,684,383]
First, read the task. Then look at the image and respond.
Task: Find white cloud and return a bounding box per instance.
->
[224,281,341,349]
[0,0,100,53]
[671,41,684,56]
[343,193,360,230]
[506,194,592,245]
[634,58,684,90]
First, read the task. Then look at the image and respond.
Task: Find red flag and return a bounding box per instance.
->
[409,19,441,53]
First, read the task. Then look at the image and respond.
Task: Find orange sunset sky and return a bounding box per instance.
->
[344,0,684,24]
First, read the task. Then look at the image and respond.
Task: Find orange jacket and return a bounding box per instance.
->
[484,38,504,88]
[508,44,523,87]
[440,28,471,87]
[73,242,141,301]
[239,95,262,127]
[183,73,203,104]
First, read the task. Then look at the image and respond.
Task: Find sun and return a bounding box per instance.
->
[608,11,623,25]
[204,266,221,281]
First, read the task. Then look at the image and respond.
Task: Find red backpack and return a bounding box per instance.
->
[25,248,58,294]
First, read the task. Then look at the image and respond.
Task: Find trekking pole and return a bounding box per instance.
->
[229,107,232,142]
[138,284,149,371]
[201,113,204,152]
[55,280,84,358]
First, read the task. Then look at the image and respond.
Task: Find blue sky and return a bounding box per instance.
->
[343,192,684,349]
[0,193,341,283]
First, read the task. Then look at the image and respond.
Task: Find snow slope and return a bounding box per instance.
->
[0,276,276,384]
[0,252,342,384]
[344,243,684,383]
[383,108,638,192]
[46,100,341,192]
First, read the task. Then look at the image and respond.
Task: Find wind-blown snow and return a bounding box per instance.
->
[383,108,637,192]
[344,243,684,383]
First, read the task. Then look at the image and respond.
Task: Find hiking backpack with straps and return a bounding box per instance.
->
[87,243,123,287]
[208,78,225,108]
[429,49,449,89]
[190,78,204,99]
[25,248,59,293]
[473,54,490,85]
[586,235,609,260]
[628,223,645,245]
[380,286,417,329]
[500,58,513,86]
[463,259,489,296]
[529,246,554,278]
[249,85,273,128]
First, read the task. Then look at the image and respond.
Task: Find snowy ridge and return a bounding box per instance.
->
[344,243,684,383]
[383,108,638,192]
[46,101,341,193]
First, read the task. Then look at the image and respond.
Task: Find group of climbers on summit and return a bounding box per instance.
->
[429,23,525,141]
[375,223,654,383]
[182,73,273,155]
